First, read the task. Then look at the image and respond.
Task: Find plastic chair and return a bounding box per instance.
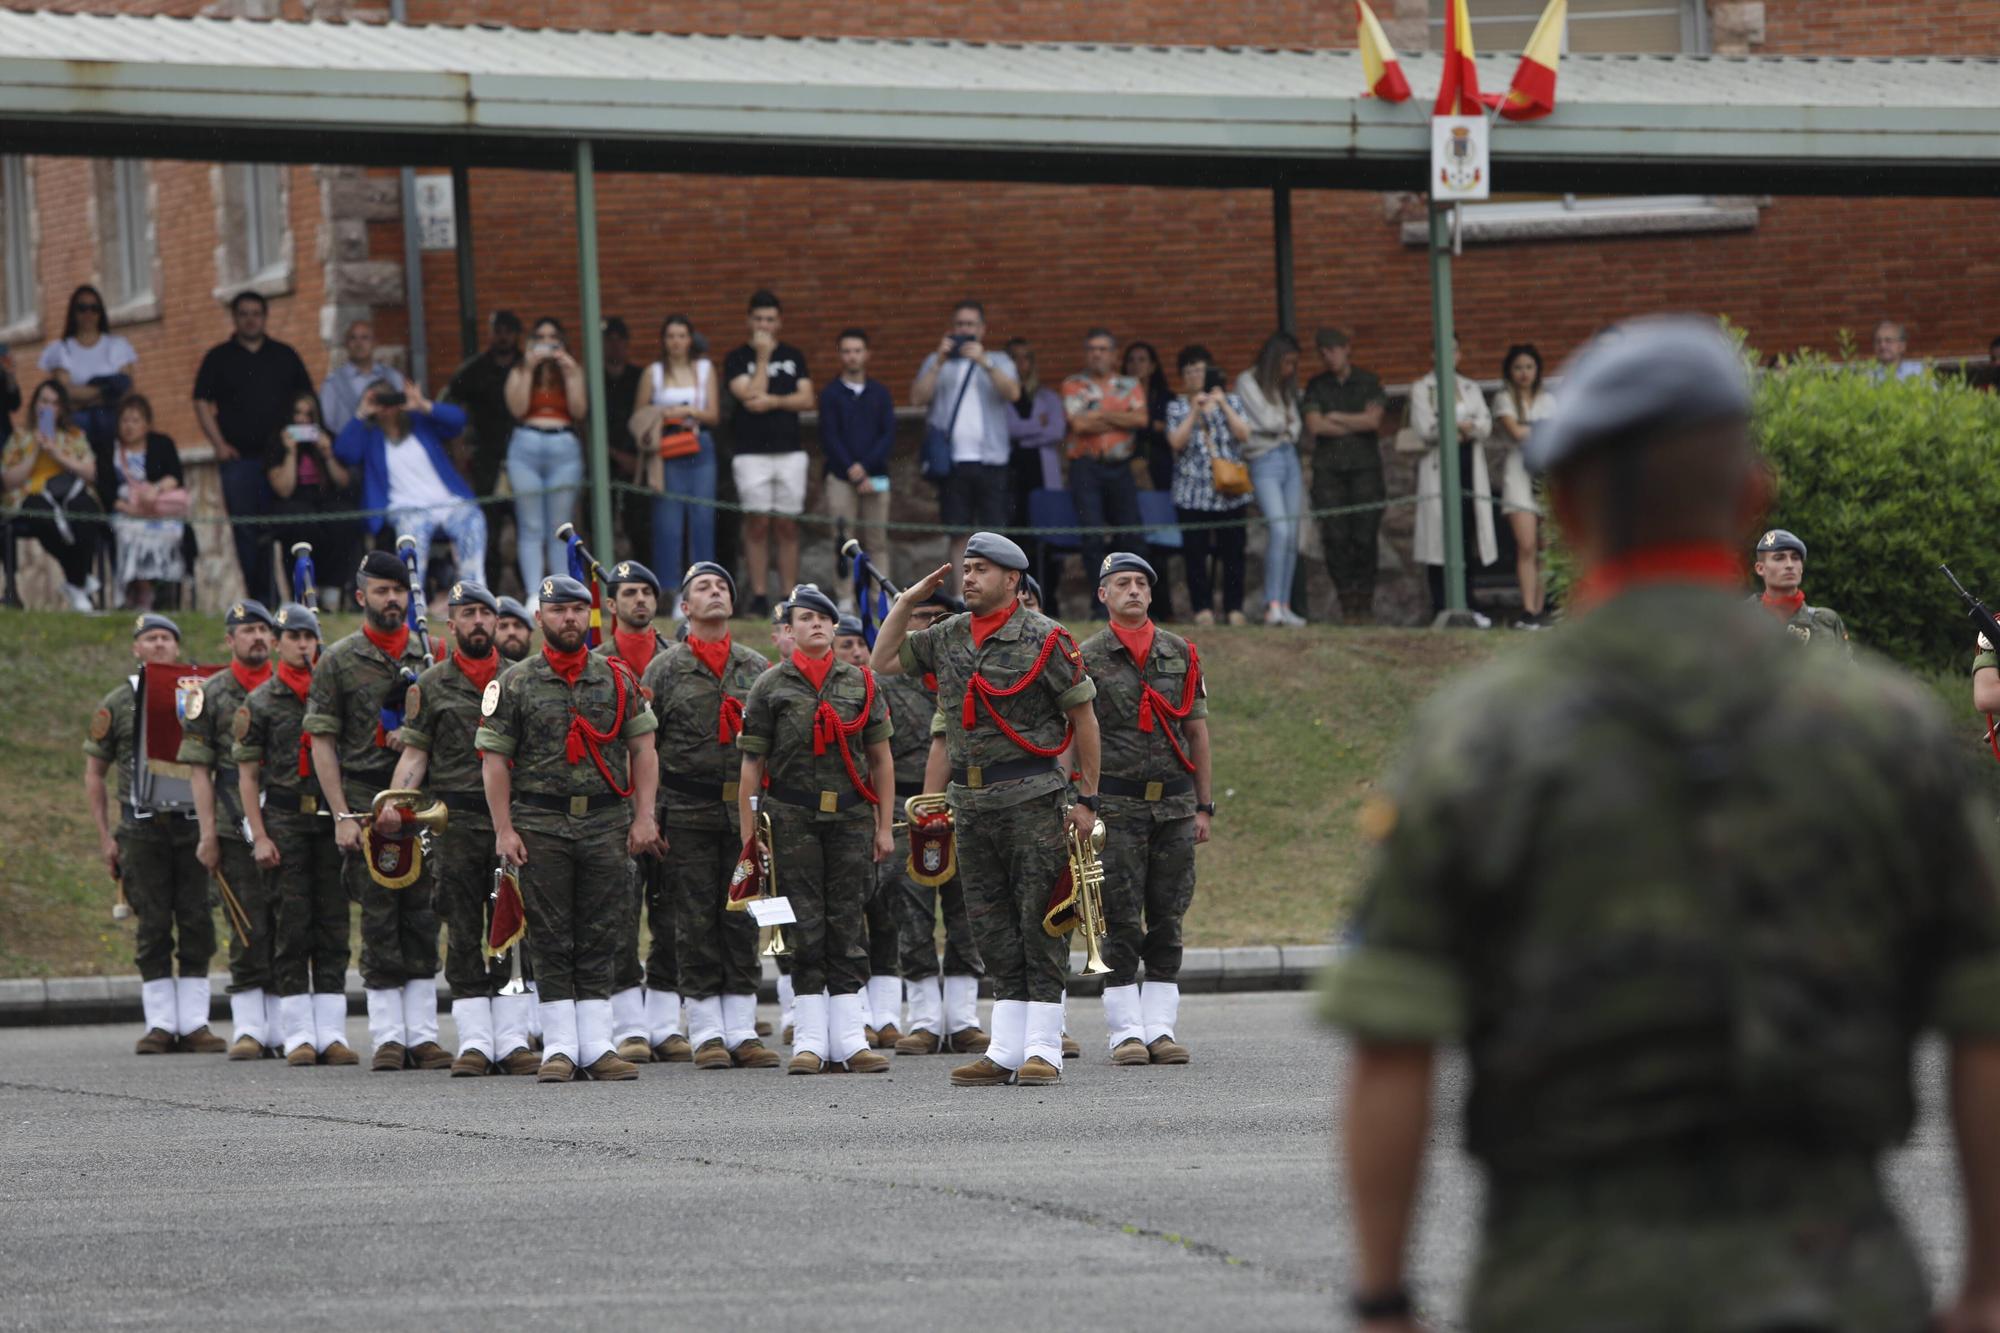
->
[1137,489,1182,550]
[1027,489,1082,551]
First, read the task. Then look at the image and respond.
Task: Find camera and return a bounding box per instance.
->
[947,333,975,357]
[372,390,408,409]
[1203,367,1227,394]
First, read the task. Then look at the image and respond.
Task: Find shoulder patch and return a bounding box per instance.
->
[88,706,112,742]
[1356,793,1397,844]
[481,679,502,717]
[404,682,422,722]
[232,705,252,742]
[639,683,654,702]
[184,687,204,722]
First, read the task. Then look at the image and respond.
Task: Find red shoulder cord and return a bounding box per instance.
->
[718,695,746,746]
[812,669,880,804]
[565,659,635,797]
[1137,641,1202,774]
[961,628,1077,759]
[1986,713,2000,766]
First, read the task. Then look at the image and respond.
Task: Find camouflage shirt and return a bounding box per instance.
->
[1750,594,1852,657]
[640,637,769,830]
[1320,585,2000,1178]
[738,656,893,823]
[398,655,493,798]
[1079,624,1207,822]
[302,629,428,806]
[880,671,939,791]
[899,606,1096,813]
[474,652,658,838]
[174,665,262,828]
[231,676,315,798]
[82,675,144,827]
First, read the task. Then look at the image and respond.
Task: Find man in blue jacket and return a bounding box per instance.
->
[818,328,896,610]
[335,381,487,590]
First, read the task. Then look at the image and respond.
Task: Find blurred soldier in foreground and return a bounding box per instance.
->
[1320,317,2000,1332]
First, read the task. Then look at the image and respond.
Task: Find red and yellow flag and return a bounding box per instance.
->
[1433,0,1498,116]
[1356,1,1412,103]
[1500,0,1566,121]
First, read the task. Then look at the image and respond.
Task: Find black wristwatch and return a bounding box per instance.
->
[1075,793,1101,812]
[1195,801,1216,816]
[1350,1288,1412,1322]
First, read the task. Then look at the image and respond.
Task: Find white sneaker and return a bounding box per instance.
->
[1470,611,1494,630]
[1263,605,1288,627]
[1279,607,1308,627]
[64,583,94,612]
[83,573,101,597]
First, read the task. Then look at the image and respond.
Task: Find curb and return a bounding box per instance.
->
[0,946,1333,1028]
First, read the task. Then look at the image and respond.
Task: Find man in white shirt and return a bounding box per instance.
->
[333,383,485,591]
[911,301,1020,575]
[320,320,406,436]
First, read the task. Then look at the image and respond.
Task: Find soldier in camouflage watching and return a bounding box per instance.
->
[1750,527,1851,654]
[236,604,356,1067]
[1079,552,1210,1066]
[642,561,780,1070]
[835,613,906,1046]
[176,599,279,1059]
[303,548,446,1071]
[738,584,895,1075]
[1321,317,2000,1331]
[871,532,1101,1089]
[85,613,225,1056]
[476,574,663,1083]
[495,595,536,663]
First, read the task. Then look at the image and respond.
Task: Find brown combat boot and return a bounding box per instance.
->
[1016,1055,1062,1086]
[732,1039,782,1069]
[949,1056,1014,1087]
[895,1028,942,1055]
[228,1035,263,1061]
[134,1028,176,1056]
[787,1050,823,1075]
[582,1052,639,1081]
[1061,1032,1080,1060]
[755,1018,773,1037]
[617,1036,654,1064]
[873,1022,902,1049]
[407,1041,454,1070]
[371,1041,407,1072]
[320,1041,360,1067]
[498,1047,540,1076]
[946,1026,991,1054]
[1148,1035,1190,1065]
[692,1038,733,1070]
[537,1054,576,1083]
[286,1044,318,1067]
[450,1049,492,1078]
[781,1024,794,1046]
[1112,1038,1152,1066]
[864,1025,880,1048]
[656,1034,693,1063]
[179,1026,227,1054]
[841,1048,890,1074]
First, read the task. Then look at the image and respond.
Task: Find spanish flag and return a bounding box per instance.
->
[1356,1,1412,103]
[1432,0,1496,116]
[1500,0,1566,121]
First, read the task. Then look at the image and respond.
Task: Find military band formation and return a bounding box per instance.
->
[88,527,1214,1085]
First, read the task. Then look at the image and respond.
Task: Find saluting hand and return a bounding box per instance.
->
[900,564,952,608]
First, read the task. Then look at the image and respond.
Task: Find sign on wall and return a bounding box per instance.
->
[1431,115,1490,202]
[414,174,456,250]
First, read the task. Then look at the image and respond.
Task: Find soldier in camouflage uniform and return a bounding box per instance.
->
[303,549,446,1070]
[872,532,1101,1088]
[1079,553,1210,1066]
[476,575,662,1083]
[835,614,906,1046]
[236,604,357,1067]
[738,584,895,1075]
[641,561,780,1070]
[380,581,538,1077]
[84,613,225,1056]
[1750,527,1851,655]
[176,599,279,1059]
[1320,318,2000,1332]
[495,595,536,664]
[768,593,799,1041]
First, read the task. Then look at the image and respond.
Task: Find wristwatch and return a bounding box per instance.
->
[1350,1287,1412,1322]
[1075,793,1101,812]
[1195,801,1216,816]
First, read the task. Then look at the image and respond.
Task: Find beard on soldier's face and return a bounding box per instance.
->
[498,639,530,662]
[546,624,587,652]
[458,628,494,657]
[365,600,406,630]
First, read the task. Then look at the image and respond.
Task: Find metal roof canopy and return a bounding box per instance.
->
[0,11,1995,197]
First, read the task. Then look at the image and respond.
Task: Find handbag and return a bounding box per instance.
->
[921,360,976,483]
[1210,455,1252,497]
[657,423,701,460]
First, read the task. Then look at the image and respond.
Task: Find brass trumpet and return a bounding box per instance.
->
[1067,816,1112,976]
[755,805,789,957]
[360,788,449,889]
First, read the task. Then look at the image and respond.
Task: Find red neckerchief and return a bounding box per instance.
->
[1569,543,1744,616]
[803,658,880,805]
[453,648,498,694]
[612,624,658,674]
[1134,635,1202,774]
[542,644,633,796]
[969,600,1018,648]
[1109,618,1156,668]
[791,649,835,693]
[687,630,731,680]
[1760,589,1806,622]
[962,621,1081,759]
[543,641,591,685]
[362,622,411,662]
[687,630,743,744]
[230,658,271,696]
[277,660,315,778]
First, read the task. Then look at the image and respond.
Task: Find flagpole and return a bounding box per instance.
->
[1427,201,1467,618]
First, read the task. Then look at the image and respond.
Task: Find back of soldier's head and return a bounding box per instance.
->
[1550,418,1764,557]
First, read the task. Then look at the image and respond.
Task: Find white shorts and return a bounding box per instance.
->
[1499,449,1539,518]
[732,451,809,517]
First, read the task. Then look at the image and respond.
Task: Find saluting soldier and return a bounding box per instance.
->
[1322,318,2000,1330]
[1751,527,1851,655]
[738,585,896,1075]
[378,582,538,1076]
[642,561,780,1069]
[1078,553,1210,1065]
[495,595,536,664]
[871,532,1101,1088]
[598,559,680,1063]
[176,599,280,1059]
[303,549,446,1071]
[236,604,356,1067]
[85,614,225,1056]
[476,575,663,1083]
[835,613,906,1046]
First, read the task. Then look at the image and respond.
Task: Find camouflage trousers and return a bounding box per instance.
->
[267,810,350,995]
[518,825,628,1003]
[955,789,1069,1004]
[1097,801,1196,989]
[121,815,213,982]
[890,824,982,979]
[865,868,898,978]
[215,828,276,993]
[765,805,873,996]
[631,853,677,994]
[666,820,759,999]
[345,832,439,990]
[1471,1150,1929,1332]
[436,813,507,1000]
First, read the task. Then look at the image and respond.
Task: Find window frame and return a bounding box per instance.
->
[93,158,160,325]
[0,155,39,344]
[212,162,295,303]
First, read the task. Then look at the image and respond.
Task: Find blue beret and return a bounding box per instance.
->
[1754,528,1806,559]
[537,575,593,606]
[495,596,533,626]
[835,615,865,639]
[1097,552,1157,586]
[132,612,180,640]
[678,560,736,605]
[964,531,1029,572]
[273,603,321,637]
[1523,316,1751,476]
[605,560,660,593]
[224,600,275,630]
[447,581,499,611]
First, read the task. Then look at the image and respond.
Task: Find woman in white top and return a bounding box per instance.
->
[1490,344,1557,625]
[628,313,721,584]
[1409,336,1495,620]
[1233,331,1307,626]
[40,284,138,453]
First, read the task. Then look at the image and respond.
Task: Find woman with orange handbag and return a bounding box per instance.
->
[630,314,721,589]
[1164,345,1253,626]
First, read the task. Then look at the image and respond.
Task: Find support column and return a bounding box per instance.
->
[451,161,478,363]
[573,141,614,559]
[1427,203,1466,616]
[1272,186,1296,335]
[398,166,428,389]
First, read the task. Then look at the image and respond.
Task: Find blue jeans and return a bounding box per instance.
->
[219,454,276,605]
[651,433,718,583]
[1068,456,1140,617]
[1249,444,1303,610]
[505,426,583,597]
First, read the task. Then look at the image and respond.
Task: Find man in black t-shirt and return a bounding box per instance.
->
[193,291,314,605]
[724,290,814,619]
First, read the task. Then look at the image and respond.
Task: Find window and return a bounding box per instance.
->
[0,155,36,340]
[214,163,293,298]
[1428,0,1703,55]
[94,158,159,320]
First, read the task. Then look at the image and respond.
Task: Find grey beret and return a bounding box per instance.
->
[447,581,499,611]
[964,531,1029,572]
[537,575,593,606]
[495,596,533,627]
[835,615,866,639]
[274,603,322,637]
[1754,528,1807,560]
[132,612,181,640]
[678,560,736,605]
[358,549,408,584]
[605,560,660,593]
[1097,551,1157,586]
[224,600,275,630]
[786,584,841,623]
[1019,575,1042,606]
[1523,316,1752,475]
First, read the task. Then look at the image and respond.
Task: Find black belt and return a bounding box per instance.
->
[765,782,870,813]
[516,791,625,816]
[660,772,741,804]
[950,756,1057,790]
[1098,774,1194,801]
[434,790,489,814]
[263,789,331,816]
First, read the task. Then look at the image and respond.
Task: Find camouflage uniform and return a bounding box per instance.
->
[1752,594,1852,656]
[398,655,501,1003]
[1320,585,2000,1330]
[599,628,674,1049]
[1078,623,1205,1051]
